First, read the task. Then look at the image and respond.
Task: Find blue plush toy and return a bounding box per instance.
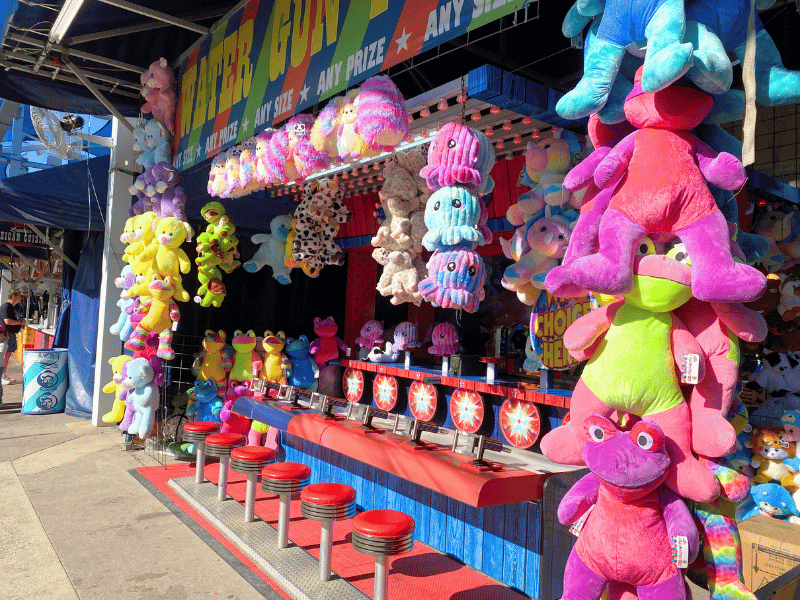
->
[422,187,485,250]
[557,0,693,120]
[737,483,800,522]
[244,214,293,284]
[122,357,159,440]
[285,336,319,391]
[185,378,223,423]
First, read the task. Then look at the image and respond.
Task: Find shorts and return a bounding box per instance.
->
[7,332,17,353]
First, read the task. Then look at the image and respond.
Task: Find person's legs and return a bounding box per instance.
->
[2,333,16,383]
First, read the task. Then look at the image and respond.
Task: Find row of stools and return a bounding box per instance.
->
[183,421,415,600]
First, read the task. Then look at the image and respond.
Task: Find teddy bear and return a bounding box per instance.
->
[778,276,800,322]
[540,252,723,503]
[746,426,799,490]
[557,415,699,600]
[124,274,180,360]
[371,158,423,251]
[133,217,192,303]
[185,378,223,423]
[568,68,765,304]
[140,57,176,133]
[244,214,293,284]
[149,162,186,220]
[138,119,172,168]
[736,483,800,524]
[310,316,350,369]
[372,248,424,306]
[122,357,160,440]
[101,355,133,424]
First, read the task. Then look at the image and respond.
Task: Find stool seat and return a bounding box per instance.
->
[206,432,246,448]
[184,421,221,434]
[262,462,311,481]
[300,482,356,506]
[352,510,415,539]
[231,446,277,462]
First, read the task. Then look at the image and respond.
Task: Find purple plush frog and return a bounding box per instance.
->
[391,321,420,353]
[428,323,461,356]
[558,415,699,600]
[420,122,485,191]
[419,247,486,313]
[355,320,384,349]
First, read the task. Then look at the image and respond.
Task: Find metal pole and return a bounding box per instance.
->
[245,472,257,522]
[4,245,47,277]
[5,32,144,74]
[195,440,206,484]
[319,520,333,581]
[277,493,290,549]
[26,224,78,270]
[61,59,136,132]
[374,555,389,600]
[97,0,210,34]
[0,54,141,94]
[217,457,229,501]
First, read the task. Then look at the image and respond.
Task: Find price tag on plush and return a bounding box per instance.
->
[569,505,594,537]
[680,354,700,385]
[672,535,689,569]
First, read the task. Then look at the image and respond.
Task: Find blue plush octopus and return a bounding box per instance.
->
[422,186,485,251]
[419,247,486,313]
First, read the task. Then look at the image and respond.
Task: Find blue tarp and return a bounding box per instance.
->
[63,232,103,419]
[0,156,107,230]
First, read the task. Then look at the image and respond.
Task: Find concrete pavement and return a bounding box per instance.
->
[0,356,278,600]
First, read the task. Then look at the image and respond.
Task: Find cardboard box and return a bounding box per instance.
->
[739,516,800,593]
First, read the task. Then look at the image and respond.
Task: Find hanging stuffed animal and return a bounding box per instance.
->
[134,216,193,303]
[208,154,228,198]
[422,186,486,250]
[140,57,176,133]
[336,90,375,159]
[244,214,293,284]
[124,274,180,360]
[353,75,409,152]
[101,355,133,424]
[419,247,486,313]
[311,96,346,158]
[238,136,262,195]
[568,69,765,303]
[253,129,276,185]
[225,146,246,198]
[420,122,489,192]
[557,415,699,600]
[122,357,160,440]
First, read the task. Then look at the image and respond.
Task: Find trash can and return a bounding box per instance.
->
[22,349,69,414]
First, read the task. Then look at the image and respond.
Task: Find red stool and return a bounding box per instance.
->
[230,446,277,522]
[300,483,356,581]
[204,432,246,501]
[182,421,221,484]
[261,462,311,548]
[352,510,415,600]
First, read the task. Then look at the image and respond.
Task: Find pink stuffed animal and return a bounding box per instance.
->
[354,75,409,152]
[140,58,176,133]
[309,316,350,368]
[254,129,276,185]
[420,122,485,191]
[428,323,461,355]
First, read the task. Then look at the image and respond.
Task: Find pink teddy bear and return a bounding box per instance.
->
[140,58,176,133]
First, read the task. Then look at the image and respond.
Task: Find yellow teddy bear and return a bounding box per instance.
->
[133,217,193,303]
[101,355,133,423]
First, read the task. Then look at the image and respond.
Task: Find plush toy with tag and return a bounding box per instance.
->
[310,317,350,369]
[540,252,722,503]
[101,355,133,424]
[353,75,409,152]
[746,426,798,490]
[569,69,765,304]
[558,415,699,600]
[125,274,180,360]
[244,214,293,284]
[420,122,488,191]
[140,57,176,132]
[229,330,263,383]
[123,357,160,440]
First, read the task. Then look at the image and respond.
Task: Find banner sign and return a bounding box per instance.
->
[174,0,528,170]
[0,223,48,249]
[530,290,594,370]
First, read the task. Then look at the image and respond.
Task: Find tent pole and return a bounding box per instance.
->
[26,224,78,271]
[97,0,210,35]
[62,58,136,133]
[4,245,48,277]
[92,117,135,427]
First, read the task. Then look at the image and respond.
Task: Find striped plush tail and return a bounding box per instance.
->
[695,508,756,600]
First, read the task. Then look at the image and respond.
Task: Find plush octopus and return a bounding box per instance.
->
[420,122,488,191]
[422,186,485,251]
[419,247,486,313]
[428,323,462,355]
[355,320,384,350]
[392,322,420,353]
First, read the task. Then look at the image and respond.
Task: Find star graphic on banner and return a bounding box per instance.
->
[299,83,310,104]
[395,28,411,53]
[241,116,250,133]
[195,145,202,161]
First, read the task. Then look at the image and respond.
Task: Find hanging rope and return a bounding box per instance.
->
[741,0,758,167]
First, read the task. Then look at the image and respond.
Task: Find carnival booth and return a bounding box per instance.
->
[4,0,800,598]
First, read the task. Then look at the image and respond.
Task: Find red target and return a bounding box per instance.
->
[450,389,484,434]
[409,381,438,421]
[343,368,364,403]
[499,399,541,449]
[373,374,398,411]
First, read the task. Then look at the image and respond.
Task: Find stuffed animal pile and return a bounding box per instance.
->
[129,161,186,220]
[416,122,495,313]
[370,148,431,305]
[206,75,409,197]
[194,201,240,307]
[535,65,800,600]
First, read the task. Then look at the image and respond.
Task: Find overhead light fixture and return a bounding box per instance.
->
[490,106,500,115]
[50,0,86,43]
[470,111,481,122]
[437,98,448,111]
[522,116,532,125]
[533,129,541,139]
[420,107,430,118]
[502,119,512,131]
[485,127,493,137]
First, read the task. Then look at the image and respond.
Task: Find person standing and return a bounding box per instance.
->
[0,324,7,404]
[0,289,25,385]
